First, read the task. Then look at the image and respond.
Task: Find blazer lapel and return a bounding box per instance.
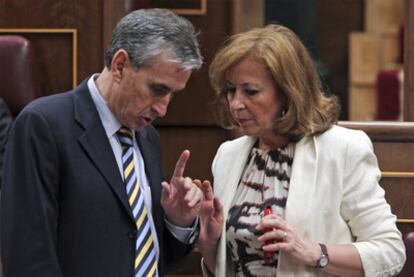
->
[215,136,256,277]
[217,137,256,222]
[285,135,318,239]
[73,82,134,221]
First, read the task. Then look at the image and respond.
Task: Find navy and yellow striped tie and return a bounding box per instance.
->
[117,127,158,277]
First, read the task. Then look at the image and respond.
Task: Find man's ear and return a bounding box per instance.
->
[111,49,129,83]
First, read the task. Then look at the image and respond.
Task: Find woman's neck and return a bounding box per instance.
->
[258,135,289,150]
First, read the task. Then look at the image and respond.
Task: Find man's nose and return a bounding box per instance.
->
[152,95,170,117]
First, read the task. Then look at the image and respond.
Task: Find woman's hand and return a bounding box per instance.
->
[195,180,224,272]
[197,180,224,246]
[256,213,320,266]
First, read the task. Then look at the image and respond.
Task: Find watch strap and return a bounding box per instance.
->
[316,243,329,268]
[319,243,328,256]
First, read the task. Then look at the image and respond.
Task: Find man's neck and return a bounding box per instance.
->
[95,68,112,101]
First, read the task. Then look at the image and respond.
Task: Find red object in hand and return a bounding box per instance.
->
[263,206,274,263]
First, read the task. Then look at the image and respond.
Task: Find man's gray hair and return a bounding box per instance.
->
[105,9,202,71]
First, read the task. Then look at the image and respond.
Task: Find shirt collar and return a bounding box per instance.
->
[87,74,123,138]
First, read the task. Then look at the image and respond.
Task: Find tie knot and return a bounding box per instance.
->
[117,127,133,148]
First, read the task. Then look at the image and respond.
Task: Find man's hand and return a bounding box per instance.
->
[161,150,203,227]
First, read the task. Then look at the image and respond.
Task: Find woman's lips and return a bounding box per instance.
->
[237,118,251,125]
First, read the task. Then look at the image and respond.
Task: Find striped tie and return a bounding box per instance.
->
[117,127,158,277]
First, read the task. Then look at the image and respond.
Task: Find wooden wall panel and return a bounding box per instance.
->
[404,0,414,120]
[341,121,414,235]
[381,178,414,219]
[376,142,414,233]
[103,0,126,48]
[34,33,73,94]
[0,31,74,95]
[318,0,364,119]
[155,0,233,126]
[167,249,202,276]
[375,143,414,171]
[0,0,104,95]
[157,127,230,182]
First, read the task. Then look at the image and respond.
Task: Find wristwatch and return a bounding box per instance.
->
[315,243,329,268]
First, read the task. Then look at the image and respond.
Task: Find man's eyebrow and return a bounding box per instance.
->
[149,83,171,93]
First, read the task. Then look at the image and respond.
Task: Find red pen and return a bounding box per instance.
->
[263,206,274,263]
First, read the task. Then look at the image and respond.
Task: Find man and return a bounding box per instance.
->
[1,9,203,276]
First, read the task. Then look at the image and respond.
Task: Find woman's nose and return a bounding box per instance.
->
[229,92,245,110]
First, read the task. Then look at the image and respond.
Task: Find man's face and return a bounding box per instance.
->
[107,54,192,130]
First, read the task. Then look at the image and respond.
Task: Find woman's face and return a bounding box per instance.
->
[225,56,283,141]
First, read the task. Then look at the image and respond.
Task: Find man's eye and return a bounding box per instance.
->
[150,85,169,97]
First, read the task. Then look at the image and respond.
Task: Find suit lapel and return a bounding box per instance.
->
[73,81,134,221]
[136,129,160,194]
[135,129,164,228]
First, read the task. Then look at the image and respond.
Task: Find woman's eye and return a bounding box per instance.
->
[224,87,236,95]
[245,89,258,96]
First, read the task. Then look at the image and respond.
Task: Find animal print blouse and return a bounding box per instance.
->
[226,143,295,277]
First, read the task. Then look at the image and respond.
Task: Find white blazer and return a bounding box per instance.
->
[208,125,405,277]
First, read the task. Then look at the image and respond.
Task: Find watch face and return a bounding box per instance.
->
[319,255,329,267]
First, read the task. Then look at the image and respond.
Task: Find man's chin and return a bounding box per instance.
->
[131,120,152,131]
[130,124,145,131]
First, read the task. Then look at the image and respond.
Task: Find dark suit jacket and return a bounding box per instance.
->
[0,98,12,189]
[0,79,191,276]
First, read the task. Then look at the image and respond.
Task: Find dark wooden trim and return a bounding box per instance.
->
[404,0,414,121]
[339,121,414,142]
[0,28,78,88]
[103,0,125,52]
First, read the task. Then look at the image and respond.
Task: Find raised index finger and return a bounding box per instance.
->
[172,149,190,179]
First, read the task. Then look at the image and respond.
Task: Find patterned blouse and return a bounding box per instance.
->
[226,143,295,277]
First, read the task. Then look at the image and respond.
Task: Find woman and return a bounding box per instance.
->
[197,24,406,277]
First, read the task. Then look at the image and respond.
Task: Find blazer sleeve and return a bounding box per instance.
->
[0,108,63,276]
[341,131,406,276]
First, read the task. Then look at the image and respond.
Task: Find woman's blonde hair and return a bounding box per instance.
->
[209,24,339,141]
